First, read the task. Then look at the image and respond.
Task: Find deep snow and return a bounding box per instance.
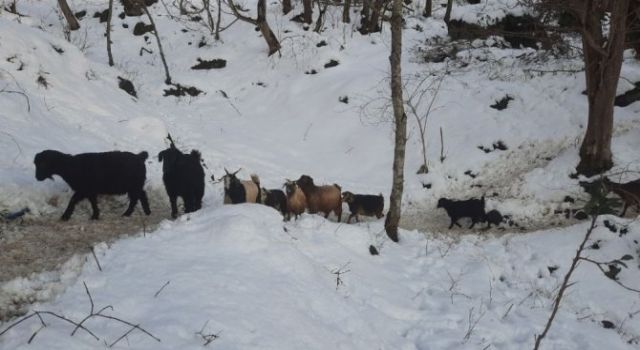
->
[1,0,640,348]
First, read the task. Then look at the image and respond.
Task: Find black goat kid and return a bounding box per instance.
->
[34,150,151,221]
[261,188,288,216]
[158,143,205,219]
[437,196,485,229]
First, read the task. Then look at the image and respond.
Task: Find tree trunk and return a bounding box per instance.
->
[123,0,144,16]
[443,0,453,24]
[342,0,351,23]
[303,0,313,24]
[215,0,222,40]
[576,0,629,176]
[141,3,172,84]
[283,0,292,15]
[257,0,281,56]
[107,0,114,66]
[385,0,406,243]
[360,0,371,33]
[58,0,80,30]
[205,0,215,35]
[313,0,328,32]
[367,0,385,33]
[423,0,432,18]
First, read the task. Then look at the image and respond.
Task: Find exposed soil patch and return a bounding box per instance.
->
[0,193,170,319]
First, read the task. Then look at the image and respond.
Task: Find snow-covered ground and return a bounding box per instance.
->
[1,0,640,348]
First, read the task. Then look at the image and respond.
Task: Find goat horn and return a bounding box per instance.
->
[233,168,241,176]
[167,133,176,147]
[224,168,230,175]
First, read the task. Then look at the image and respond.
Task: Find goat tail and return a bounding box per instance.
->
[333,183,342,191]
[250,174,260,185]
[138,151,149,160]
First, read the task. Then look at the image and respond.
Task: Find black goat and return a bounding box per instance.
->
[158,143,205,219]
[34,150,151,220]
[261,188,288,217]
[483,209,503,228]
[342,191,384,223]
[437,196,485,229]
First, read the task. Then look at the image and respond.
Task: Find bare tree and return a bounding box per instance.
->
[140,1,172,83]
[313,0,329,32]
[423,0,432,18]
[406,71,446,174]
[528,0,635,176]
[282,0,292,14]
[443,0,453,24]
[107,0,114,66]
[360,0,371,32]
[302,0,313,23]
[574,0,630,176]
[367,0,386,33]
[385,0,406,243]
[342,0,351,23]
[227,0,281,56]
[57,0,80,30]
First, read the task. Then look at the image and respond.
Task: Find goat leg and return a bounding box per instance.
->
[169,195,178,219]
[61,192,84,221]
[88,195,100,220]
[140,190,151,215]
[123,192,140,217]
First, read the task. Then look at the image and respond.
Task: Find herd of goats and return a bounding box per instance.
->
[31,137,640,229]
[32,139,383,224]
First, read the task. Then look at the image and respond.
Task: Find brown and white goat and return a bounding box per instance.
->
[603,177,640,216]
[284,180,307,220]
[296,175,342,221]
[221,168,261,204]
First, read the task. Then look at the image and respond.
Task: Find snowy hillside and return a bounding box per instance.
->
[1,0,640,348]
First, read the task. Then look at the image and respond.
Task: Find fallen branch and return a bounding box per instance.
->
[533,214,598,350]
[0,282,161,347]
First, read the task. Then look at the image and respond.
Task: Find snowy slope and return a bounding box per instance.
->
[1,0,640,349]
[2,206,640,349]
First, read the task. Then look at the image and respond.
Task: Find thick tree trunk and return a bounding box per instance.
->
[576,0,629,176]
[303,0,313,24]
[58,0,80,30]
[443,0,453,24]
[283,0,292,15]
[367,0,385,33]
[360,0,371,33]
[423,0,432,18]
[107,0,115,66]
[385,0,406,243]
[257,0,281,55]
[342,0,351,23]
